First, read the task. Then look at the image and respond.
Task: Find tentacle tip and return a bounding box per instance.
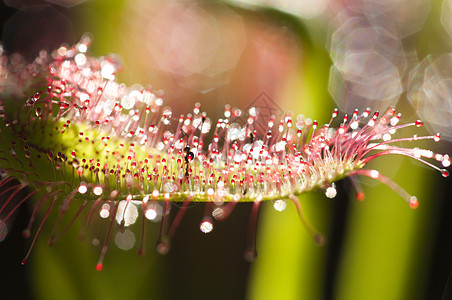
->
[137,248,145,257]
[314,233,327,246]
[409,197,419,209]
[156,242,169,255]
[243,249,257,262]
[356,192,366,202]
[22,229,30,239]
[96,263,103,272]
[21,259,27,266]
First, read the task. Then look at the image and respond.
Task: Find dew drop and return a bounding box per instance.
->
[233,108,242,117]
[249,107,258,117]
[442,155,451,167]
[227,123,243,141]
[382,133,392,141]
[193,102,201,114]
[434,133,441,142]
[350,121,359,130]
[201,117,211,133]
[332,108,338,118]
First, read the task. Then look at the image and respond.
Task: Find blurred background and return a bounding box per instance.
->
[0,0,451,299]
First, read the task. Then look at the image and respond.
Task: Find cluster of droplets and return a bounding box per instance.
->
[0,37,450,270]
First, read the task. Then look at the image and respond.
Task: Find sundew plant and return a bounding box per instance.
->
[0,35,449,267]
[1,1,452,300]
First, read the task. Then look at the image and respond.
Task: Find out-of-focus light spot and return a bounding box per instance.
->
[163,181,177,194]
[78,184,87,194]
[249,107,258,117]
[99,209,109,219]
[227,123,244,142]
[145,208,157,220]
[443,155,451,167]
[74,53,86,67]
[328,21,406,113]
[79,93,90,102]
[212,207,224,219]
[102,99,115,116]
[114,229,136,251]
[115,200,139,226]
[273,199,286,212]
[141,2,246,92]
[363,0,430,38]
[200,220,213,233]
[144,201,163,222]
[121,94,135,110]
[101,61,116,81]
[325,184,337,198]
[78,43,87,53]
[370,170,379,179]
[93,186,103,196]
[408,54,452,140]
